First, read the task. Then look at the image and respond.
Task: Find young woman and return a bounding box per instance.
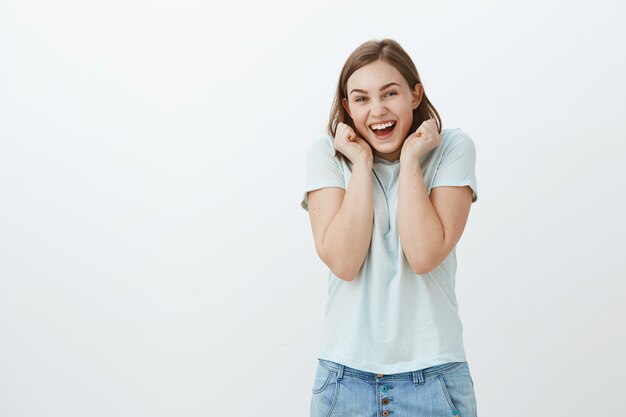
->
[301,39,479,417]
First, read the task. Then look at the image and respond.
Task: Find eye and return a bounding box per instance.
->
[354,96,368,103]
[384,90,398,98]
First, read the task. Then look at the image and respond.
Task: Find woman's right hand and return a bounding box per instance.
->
[333,123,373,166]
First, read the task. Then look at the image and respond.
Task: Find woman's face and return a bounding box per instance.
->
[342,60,422,161]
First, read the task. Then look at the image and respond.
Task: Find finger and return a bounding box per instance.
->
[419,120,436,137]
[422,117,436,126]
[413,127,426,137]
[336,125,350,141]
[406,130,421,141]
[428,118,438,132]
[355,137,372,150]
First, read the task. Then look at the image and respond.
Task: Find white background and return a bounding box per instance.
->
[1,0,625,416]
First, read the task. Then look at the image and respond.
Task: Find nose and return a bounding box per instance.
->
[371,99,387,117]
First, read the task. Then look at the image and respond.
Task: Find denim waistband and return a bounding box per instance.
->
[318,358,465,383]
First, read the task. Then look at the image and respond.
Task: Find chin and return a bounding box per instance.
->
[372,144,402,159]
[368,136,402,150]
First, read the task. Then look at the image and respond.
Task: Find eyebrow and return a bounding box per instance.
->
[349,82,402,95]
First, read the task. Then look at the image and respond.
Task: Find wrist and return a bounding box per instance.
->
[400,153,421,170]
[352,154,373,170]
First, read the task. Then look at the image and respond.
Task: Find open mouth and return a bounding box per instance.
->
[369,121,396,138]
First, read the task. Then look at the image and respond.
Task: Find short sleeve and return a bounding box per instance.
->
[300,136,346,211]
[431,130,479,203]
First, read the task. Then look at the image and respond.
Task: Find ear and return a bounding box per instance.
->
[341,98,352,117]
[411,83,424,110]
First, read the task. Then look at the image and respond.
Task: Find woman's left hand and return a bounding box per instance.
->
[400,118,441,162]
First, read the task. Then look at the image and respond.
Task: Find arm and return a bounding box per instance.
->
[307,158,373,281]
[398,157,472,274]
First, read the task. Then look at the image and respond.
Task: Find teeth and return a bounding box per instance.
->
[370,121,395,130]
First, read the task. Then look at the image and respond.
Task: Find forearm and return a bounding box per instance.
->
[321,160,374,280]
[398,158,445,274]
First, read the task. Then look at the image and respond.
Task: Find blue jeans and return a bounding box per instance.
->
[310,359,478,417]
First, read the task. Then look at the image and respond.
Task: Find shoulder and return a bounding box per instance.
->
[305,135,345,170]
[438,128,477,159]
[440,128,475,149]
[302,136,345,210]
[304,135,346,179]
[306,135,335,156]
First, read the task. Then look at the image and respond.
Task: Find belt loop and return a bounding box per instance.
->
[412,369,424,385]
[337,363,345,380]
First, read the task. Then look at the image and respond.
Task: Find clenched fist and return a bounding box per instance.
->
[400,118,441,162]
[333,122,373,166]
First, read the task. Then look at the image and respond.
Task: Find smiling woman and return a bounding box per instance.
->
[328,39,442,163]
[301,39,479,417]
[342,60,422,161]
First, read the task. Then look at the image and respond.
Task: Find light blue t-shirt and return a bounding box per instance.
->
[301,128,478,374]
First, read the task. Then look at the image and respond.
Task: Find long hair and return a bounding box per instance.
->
[328,39,442,160]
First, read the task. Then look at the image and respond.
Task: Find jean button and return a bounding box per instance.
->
[381,398,390,405]
[382,411,389,416]
[380,385,388,392]
[376,374,384,378]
